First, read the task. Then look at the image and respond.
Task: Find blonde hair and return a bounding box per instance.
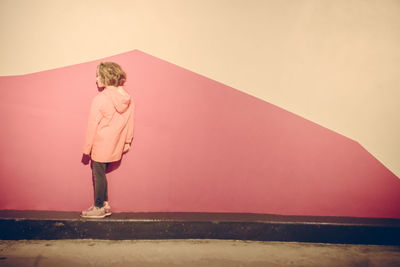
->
[97,62,126,87]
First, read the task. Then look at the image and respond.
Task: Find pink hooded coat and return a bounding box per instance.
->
[83,86,134,162]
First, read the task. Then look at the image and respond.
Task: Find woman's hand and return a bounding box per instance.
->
[81,154,91,165]
[123,143,131,153]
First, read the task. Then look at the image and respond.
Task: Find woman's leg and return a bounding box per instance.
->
[92,161,108,208]
[104,163,109,202]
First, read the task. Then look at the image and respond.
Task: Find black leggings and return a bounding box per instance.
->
[92,161,109,208]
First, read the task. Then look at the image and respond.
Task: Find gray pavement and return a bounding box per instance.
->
[0,239,399,267]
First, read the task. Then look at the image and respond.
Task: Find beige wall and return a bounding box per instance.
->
[1,0,399,177]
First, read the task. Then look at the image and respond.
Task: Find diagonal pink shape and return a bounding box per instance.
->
[0,50,399,218]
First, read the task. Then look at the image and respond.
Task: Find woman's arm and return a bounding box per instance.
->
[123,102,134,153]
[126,102,135,144]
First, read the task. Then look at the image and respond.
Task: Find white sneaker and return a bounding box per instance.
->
[81,201,111,217]
[104,201,112,216]
[80,206,106,218]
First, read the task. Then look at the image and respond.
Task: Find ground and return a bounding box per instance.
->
[1,239,400,267]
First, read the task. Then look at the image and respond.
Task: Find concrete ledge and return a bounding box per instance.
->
[1,210,400,245]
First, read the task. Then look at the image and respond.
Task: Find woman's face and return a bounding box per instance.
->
[96,70,105,88]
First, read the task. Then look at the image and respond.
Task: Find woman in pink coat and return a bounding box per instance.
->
[81,62,134,218]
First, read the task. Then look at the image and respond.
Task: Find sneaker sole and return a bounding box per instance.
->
[80,214,107,219]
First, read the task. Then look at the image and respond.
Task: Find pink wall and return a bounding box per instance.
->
[1,50,399,218]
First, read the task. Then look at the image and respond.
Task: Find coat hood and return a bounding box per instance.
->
[105,86,131,113]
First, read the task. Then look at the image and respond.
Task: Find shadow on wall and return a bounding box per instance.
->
[0,49,400,219]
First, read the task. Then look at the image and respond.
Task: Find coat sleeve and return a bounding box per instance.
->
[83,95,103,155]
[125,102,135,144]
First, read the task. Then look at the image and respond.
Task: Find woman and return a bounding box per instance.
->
[81,62,134,218]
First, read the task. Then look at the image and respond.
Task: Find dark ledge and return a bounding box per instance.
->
[1,210,400,245]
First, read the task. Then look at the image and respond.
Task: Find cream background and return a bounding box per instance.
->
[0,0,399,177]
